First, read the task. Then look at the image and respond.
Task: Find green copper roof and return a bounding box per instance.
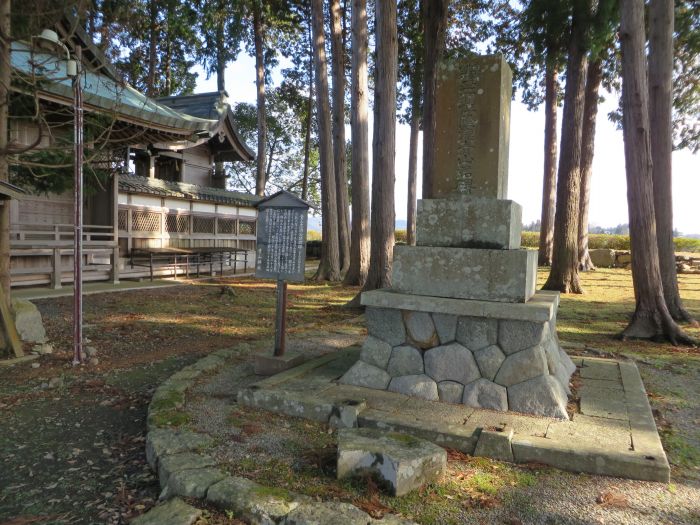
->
[11,41,213,137]
[119,174,261,207]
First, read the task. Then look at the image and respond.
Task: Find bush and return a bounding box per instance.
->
[520,231,700,253]
[307,230,322,241]
[395,229,407,244]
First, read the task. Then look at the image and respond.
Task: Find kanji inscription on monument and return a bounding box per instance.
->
[255,191,309,283]
[432,54,512,199]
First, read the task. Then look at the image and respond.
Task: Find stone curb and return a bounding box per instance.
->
[143,345,418,525]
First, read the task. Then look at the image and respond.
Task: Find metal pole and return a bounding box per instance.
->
[72,46,83,366]
[274,279,287,356]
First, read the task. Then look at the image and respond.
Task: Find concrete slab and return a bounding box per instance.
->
[236,350,670,483]
[254,352,306,376]
[361,289,558,323]
[392,246,537,303]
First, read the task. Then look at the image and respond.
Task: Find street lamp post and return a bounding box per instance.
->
[72,45,83,366]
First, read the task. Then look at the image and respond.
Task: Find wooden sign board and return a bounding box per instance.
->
[255,191,310,283]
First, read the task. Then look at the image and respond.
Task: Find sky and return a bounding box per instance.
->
[194,53,700,236]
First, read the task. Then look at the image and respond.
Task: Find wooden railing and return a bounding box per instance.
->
[11,223,116,248]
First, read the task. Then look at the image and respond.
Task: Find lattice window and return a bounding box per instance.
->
[217,218,236,234]
[131,210,161,232]
[166,214,189,233]
[118,209,128,231]
[192,216,215,234]
[239,221,256,235]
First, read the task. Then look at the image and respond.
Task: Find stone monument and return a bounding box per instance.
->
[340,55,576,419]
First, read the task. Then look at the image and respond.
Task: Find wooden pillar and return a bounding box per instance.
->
[111,173,120,284]
[51,248,62,289]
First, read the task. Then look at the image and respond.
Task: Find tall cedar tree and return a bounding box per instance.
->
[329,0,351,274]
[344,0,370,286]
[539,59,558,266]
[420,0,449,199]
[542,0,590,294]
[310,0,340,281]
[0,0,9,299]
[577,57,602,271]
[397,0,423,246]
[649,0,695,324]
[361,0,397,292]
[253,0,267,196]
[618,0,693,343]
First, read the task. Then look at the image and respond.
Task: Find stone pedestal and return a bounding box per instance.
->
[340,54,574,420]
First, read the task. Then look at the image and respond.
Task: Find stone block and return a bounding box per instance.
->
[560,349,577,376]
[432,313,457,344]
[131,498,202,525]
[424,342,480,384]
[403,311,438,348]
[474,425,514,462]
[207,476,299,523]
[254,352,306,376]
[498,319,547,355]
[456,316,498,351]
[360,336,393,370]
[462,378,508,411]
[433,55,512,199]
[146,429,214,470]
[366,307,406,346]
[157,452,217,489]
[388,375,439,401]
[437,381,464,404]
[508,374,569,419]
[473,345,505,381]
[361,289,559,324]
[12,299,47,343]
[387,346,424,376]
[589,248,616,267]
[336,428,447,496]
[392,246,537,303]
[416,197,522,249]
[339,361,391,390]
[282,502,376,525]
[162,466,227,499]
[329,399,367,429]
[494,346,548,387]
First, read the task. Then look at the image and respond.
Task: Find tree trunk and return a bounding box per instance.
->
[301,54,313,202]
[649,0,696,324]
[538,60,558,266]
[578,58,602,272]
[420,0,449,199]
[212,5,227,190]
[619,0,693,344]
[147,0,158,97]
[329,0,351,274]
[361,0,397,292]
[406,94,420,246]
[542,1,589,294]
[343,0,370,287]
[310,0,341,281]
[253,1,267,196]
[0,0,11,299]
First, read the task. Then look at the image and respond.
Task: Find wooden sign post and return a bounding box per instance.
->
[253,191,309,374]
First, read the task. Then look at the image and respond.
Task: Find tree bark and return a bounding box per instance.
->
[0,0,11,299]
[329,0,351,274]
[147,0,158,97]
[310,0,341,281]
[253,0,267,196]
[212,1,227,190]
[420,0,449,199]
[406,90,420,246]
[538,59,558,267]
[301,50,313,202]
[361,0,397,292]
[649,0,696,324]
[619,0,694,344]
[343,0,370,287]
[542,1,589,294]
[578,58,602,272]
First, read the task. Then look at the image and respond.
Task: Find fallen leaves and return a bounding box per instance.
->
[596,488,629,508]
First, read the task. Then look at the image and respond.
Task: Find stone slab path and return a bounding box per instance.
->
[238,349,669,482]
